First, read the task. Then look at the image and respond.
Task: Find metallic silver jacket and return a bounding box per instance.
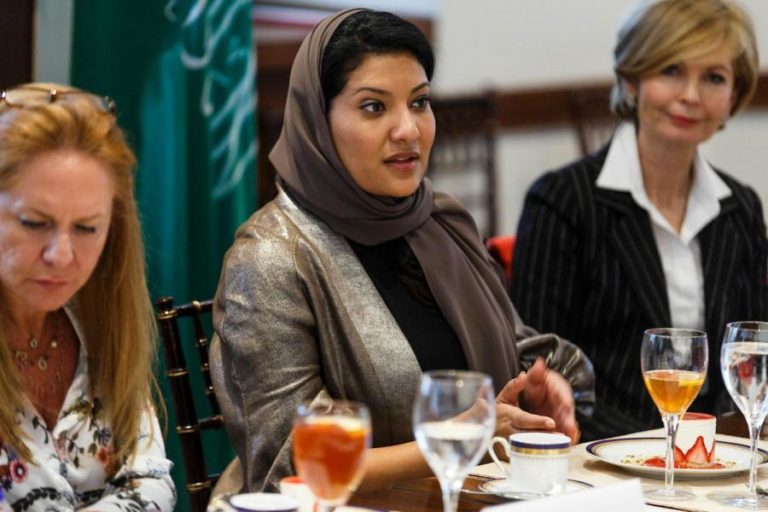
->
[210,189,595,492]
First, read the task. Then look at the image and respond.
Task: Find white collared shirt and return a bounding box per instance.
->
[596,123,732,330]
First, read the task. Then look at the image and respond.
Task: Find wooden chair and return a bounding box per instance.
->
[717,410,768,440]
[155,296,223,512]
[429,92,499,237]
[566,87,618,156]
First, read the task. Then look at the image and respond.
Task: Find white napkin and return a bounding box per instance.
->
[471,461,507,480]
[480,478,646,512]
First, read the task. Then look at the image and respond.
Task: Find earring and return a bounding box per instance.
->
[719,113,730,130]
[626,94,636,109]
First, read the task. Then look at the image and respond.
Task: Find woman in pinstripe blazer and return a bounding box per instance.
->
[511,0,768,441]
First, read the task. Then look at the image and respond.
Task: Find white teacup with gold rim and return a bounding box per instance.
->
[489,432,571,495]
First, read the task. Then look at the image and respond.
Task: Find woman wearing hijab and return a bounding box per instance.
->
[210,9,593,493]
[510,0,767,441]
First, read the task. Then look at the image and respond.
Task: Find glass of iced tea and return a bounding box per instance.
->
[292,399,371,511]
[641,328,708,501]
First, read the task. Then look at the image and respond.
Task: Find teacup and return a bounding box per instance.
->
[228,493,298,512]
[489,432,571,495]
[676,412,716,467]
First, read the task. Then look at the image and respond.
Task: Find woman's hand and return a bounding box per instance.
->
[495,358,579,443]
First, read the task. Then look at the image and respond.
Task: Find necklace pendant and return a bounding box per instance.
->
[29,337,39,349]
[37,356,48,371]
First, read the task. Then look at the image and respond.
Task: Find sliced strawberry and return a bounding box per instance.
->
[674,446,686,466]
[684,436,714,467]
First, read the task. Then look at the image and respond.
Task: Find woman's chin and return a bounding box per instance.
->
[364,181,422,199]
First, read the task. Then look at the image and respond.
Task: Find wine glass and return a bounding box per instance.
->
[292,399,371,512]
[641,328,708,501]
[719,321,768,509]
[413,370,495,512]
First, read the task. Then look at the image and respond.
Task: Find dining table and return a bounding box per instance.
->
[348,475,505,512]
[347,420,768,512]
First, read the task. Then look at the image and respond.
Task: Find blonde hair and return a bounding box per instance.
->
[611,0,759,120]
[0,83,160,471]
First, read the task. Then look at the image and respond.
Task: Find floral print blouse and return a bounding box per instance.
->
[0,310,175,511]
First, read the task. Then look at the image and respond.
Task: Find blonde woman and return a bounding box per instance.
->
[511,0,767,441]
[0,83,174,510]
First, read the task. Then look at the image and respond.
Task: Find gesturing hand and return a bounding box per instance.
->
[495,358,579,443]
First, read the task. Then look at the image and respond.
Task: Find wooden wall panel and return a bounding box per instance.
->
[496,74,768,130]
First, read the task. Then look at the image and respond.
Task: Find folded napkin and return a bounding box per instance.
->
[480,478,646,512]
[471,461,508,480]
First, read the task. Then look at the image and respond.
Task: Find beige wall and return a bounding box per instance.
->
[434,0,768,234]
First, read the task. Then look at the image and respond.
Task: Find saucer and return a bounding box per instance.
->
[478,478,593,499]
[586,437,768,479]
[228,493,298,512]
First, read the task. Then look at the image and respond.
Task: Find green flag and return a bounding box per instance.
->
[71,1,257,508]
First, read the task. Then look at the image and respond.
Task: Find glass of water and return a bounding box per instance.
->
[413,371,495,512]
[720,321,768,509]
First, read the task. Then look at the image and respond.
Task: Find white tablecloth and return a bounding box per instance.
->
[472,430,768,512]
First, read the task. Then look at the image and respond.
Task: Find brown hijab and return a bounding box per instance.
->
[269,9,519,392]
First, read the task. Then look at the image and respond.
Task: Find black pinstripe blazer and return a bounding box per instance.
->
[510,144,768,441]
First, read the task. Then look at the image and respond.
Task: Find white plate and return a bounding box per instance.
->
[586,437,768,479]
[478,478,593,499]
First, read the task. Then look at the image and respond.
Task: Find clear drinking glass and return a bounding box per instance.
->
[292,399,371,512]
[719,321,768,509]
[641,328,708,501]
[413,370,495,512]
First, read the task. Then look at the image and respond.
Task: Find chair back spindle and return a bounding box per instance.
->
[428,92,499,237]
[566,88,617,156]
[156,296,224,512]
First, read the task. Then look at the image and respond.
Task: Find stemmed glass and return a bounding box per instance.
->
[641,328,708,501]
[719,321,768,509]
[413,370,495,512]
[292,399,371,512]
